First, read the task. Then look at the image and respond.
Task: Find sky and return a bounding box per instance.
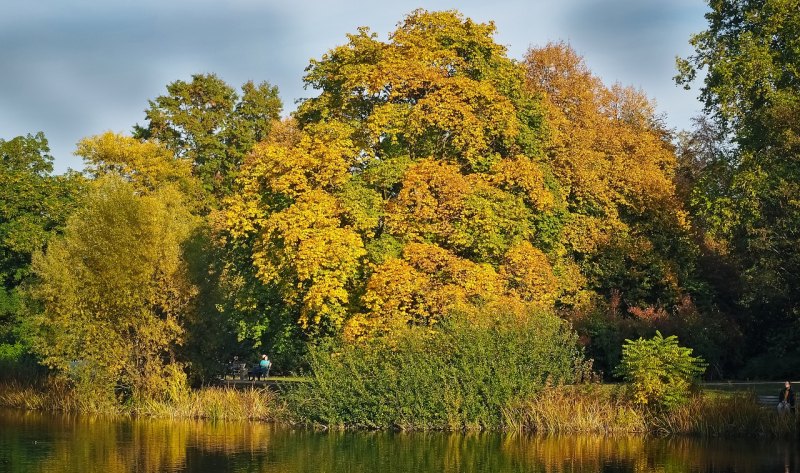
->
[0,0,709,173]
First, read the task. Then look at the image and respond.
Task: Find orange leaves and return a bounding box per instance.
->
[525,42,689,241]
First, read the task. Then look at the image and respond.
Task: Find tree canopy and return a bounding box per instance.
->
[134,74,282,203]
[677,0,800,372]
[219,10,700,352]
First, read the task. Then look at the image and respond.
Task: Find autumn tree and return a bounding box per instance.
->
[217,10,708,354]
[26,176,198,404]
[525,43,700,309]
[221,10,565,346]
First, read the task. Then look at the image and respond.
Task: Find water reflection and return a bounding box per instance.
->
[1,408,797,472]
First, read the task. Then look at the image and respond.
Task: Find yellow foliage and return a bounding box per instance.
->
[77,132,204,208]
[218,13,698,343]
[299,10,524,170]
[220,120,356,242]
[499,241,558,307]
[28,177,198,401]
[490,155,557,212]
[252,190,366,331]
[347,258,430,340]
[525,43,687,234]
[350,242,507,340]
[561,214,622,255]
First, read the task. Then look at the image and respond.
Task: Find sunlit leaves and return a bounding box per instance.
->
[252,190,366,334]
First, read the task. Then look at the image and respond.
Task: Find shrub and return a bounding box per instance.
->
[291,309,582,430]
[614,331,706,410]
[0,343,44,381]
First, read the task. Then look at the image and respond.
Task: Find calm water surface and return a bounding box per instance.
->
[1,408,798,472]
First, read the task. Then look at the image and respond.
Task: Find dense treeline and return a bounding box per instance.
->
[1,4,798,407]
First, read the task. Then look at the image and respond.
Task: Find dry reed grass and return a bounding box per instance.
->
[503,384,647,433]
[0,378,287,421]
[504,385,798,436]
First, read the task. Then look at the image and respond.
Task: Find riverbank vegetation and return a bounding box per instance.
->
[0,377,287,422]
[1,2,800,434]
[506,386,798,437]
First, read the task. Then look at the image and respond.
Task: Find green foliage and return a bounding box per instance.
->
[676,0,800,368]
[451,186,533,264]
[0,132,84,347]
[615,331,706,410]
[0,342,43,381]
[0,132,84,287]
[134,73,282,201]
[292,309,581,429]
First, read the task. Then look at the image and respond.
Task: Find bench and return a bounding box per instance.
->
[247,363,271,381]
[226,363,248,380]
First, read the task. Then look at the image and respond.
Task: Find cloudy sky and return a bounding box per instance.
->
[1,0,709,173]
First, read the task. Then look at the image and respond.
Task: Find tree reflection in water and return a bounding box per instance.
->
[1,409,797,472]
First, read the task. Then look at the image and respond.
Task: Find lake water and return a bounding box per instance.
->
[1,408,798,472]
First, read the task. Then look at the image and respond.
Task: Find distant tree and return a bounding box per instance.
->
[525,43,699,310]
[676,0,800,369]
[134,74,282,202]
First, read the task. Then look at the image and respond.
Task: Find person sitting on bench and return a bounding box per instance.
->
[249,354,272,380]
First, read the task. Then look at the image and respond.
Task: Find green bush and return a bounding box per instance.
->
[291,310,582,430]
[0,343,44,382]
[614,331,706,410]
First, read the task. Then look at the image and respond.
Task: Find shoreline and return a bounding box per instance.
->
[1,380,796,438]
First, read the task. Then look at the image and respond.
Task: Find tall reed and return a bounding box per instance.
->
[653,391,798,437]
[134,386,288,421]
[1,377,287,421]
[506,386,798,436]
[504,384,647,433]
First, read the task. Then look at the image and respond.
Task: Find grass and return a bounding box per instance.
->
[503,384,647,434]
[0,376,288,421]
[135,386,288,421]
[650,390,797,436]
[504,384,798,437]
